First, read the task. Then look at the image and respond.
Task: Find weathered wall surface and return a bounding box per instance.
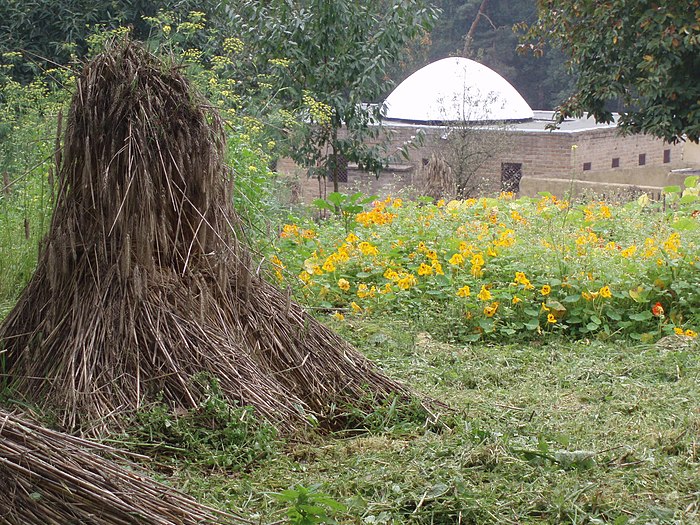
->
[278,124,691,203]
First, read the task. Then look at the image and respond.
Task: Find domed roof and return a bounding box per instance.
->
[383,57,534,123]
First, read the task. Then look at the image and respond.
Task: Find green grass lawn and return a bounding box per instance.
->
[160,318,699,524]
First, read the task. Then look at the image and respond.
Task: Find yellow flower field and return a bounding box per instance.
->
[272,187,700,342]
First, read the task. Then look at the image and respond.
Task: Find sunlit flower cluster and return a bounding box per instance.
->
[273,192,700,341]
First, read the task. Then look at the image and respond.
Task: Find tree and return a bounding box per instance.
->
[0,0,232,81]
[232,0,438,192]
[418,87,511,199]
[520,1,700,143]
[462,0,492,58]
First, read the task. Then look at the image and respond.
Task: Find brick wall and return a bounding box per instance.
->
[278,123,690,202]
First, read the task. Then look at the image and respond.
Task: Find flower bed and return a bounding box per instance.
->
[272,187,700,342]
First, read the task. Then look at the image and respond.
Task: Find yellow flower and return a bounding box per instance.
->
[358,241,379,256]
[547,313,557,324]
[396,273,417,290]
[350,301,362,313]
[459,241,474,255]
[621,245,637,258]
[322,259,336,273]
[685,329,698,338]
[345,233,359,243]
[449,253,465,266]
[477,285,492,301]
[280,223,299,238]
[512,295,522,305]
[599,285,612,298]
[337,278,350,291]
[663,232,681,254]
[483,302,499,317]
[432,260,444,275]
[437,199,445,207]
[417,263,433,276]
[332,312,345,321]
[357,283,370,298]
[540,284,551,296]
[384,268,399,281]
[457,285,471,298]
[471,253,485,267]
[514,271,533,288]
[426,250,438,260]
[335,245,350,262]
[541,302,550,312]
[674,327,685,335]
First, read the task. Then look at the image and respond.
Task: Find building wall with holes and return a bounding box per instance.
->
[277,125,691,202]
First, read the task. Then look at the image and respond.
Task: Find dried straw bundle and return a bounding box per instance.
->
[0,409,249,524]
[0,40,407,434]
[419,154,456,201]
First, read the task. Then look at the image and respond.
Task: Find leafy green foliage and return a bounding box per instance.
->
[273,485,346,525]
[232,0,438,191]
[0,54,69,316]
[313,192,377,233]
[0,0,233,81]
[126,375,278,470]
[520,1,700,143]
[272,191,700,343]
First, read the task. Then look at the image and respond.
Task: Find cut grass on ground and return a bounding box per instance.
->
[165,319,699,524]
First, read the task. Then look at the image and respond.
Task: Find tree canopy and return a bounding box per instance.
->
[0,0,231,80]
[521,0,700,143]
[232,0,438,190]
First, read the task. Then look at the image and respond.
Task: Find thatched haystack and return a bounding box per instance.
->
[418,154,456,201]
[0,40,407,434]
[0,408,249,524]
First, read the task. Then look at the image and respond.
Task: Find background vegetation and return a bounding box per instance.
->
[1,2,699,524]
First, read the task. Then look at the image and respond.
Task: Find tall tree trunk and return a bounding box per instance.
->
[462,0,491,58]
[331,127,339,194]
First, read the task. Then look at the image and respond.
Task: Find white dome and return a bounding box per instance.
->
[383,57,534,123]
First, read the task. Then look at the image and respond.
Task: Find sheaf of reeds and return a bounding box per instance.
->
[0,39,408,435]
[0,408,251,525]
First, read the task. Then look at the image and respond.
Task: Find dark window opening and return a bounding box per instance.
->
[612,157,620,168]
[329,153,348,183]
[663,149,671,164]
[639,153,646,166]
[501,162,523,193]
[583,162,592,171]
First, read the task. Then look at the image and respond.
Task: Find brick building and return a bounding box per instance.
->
[279,57,695,202]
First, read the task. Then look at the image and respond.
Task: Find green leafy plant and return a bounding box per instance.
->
[125,375,278,470]
[234,0,438,192]
[273,484,346,525]
[519,1,700,143]
[272,191,700,343]
[312,192,376,233]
